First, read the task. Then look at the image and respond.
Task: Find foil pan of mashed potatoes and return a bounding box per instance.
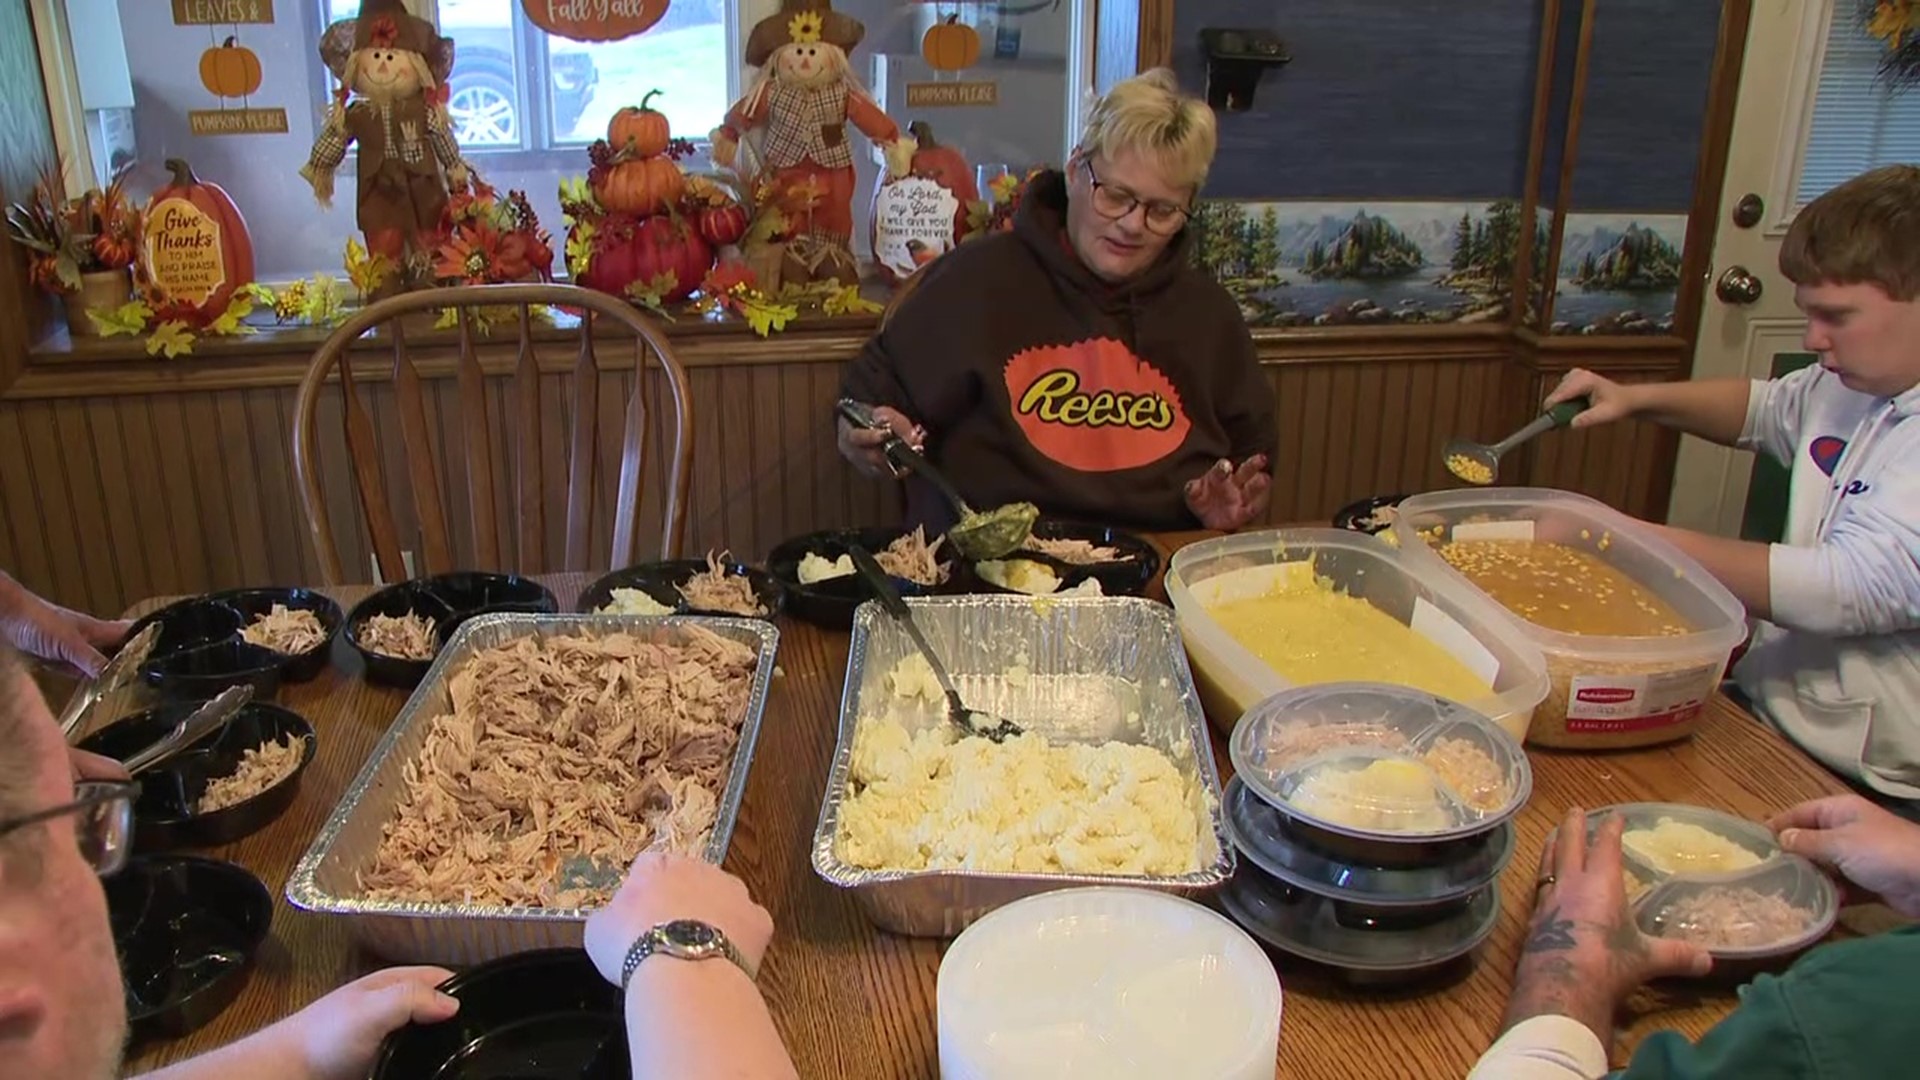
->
[812,595,1233,937]
[288,613,779,964]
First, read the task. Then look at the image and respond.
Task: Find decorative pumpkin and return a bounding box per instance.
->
[908,121,979,211]
[608,89,671,158]
[921,15,981,72]
[695,202,750,248]
[140,158,255,325]
[200,37,263,99]
[577,213,713,303]
[593,156,685,216]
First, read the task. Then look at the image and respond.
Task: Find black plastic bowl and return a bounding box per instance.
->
[79,702,315,850]
[107,854,273,1043]
[963,519,1161,598]
[767,526,953,630]
[347,572,559,689]
[1333,494,1409,535]
[374,948,628,1080]
[578,559,786,621]
[214,587,343,683]
[126,596,282,701]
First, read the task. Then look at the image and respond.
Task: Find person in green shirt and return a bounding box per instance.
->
[1472,798,1920,1078]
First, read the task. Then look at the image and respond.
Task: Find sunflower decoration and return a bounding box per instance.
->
[1864,1,1920,89]
[787,10,824,43]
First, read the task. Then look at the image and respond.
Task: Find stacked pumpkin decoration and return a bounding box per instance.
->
[575,90,715,303]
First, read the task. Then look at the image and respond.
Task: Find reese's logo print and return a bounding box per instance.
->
[1003,338,1192,472]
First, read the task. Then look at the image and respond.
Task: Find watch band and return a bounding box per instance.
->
[619,920,751,990]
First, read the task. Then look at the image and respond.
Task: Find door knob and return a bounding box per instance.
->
[1715,266,1763,305]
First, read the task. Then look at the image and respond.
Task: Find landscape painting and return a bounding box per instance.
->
[1188,199,1542,328]
[1189,200,1685,335]
[1549,213,1687,335]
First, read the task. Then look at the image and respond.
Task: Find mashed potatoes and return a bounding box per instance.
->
[1287,758,1452,833]
[799,552,856,585]
[1623,819,1762,876]
[836,660,1203,875]
[598,587,674,616]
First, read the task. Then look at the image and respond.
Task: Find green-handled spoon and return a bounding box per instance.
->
[1443,397,1591,486]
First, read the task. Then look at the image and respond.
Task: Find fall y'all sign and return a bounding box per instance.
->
[172,0,274,24]
[523,0,668,42]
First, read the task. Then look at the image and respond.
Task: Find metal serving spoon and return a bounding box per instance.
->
[1443,397,1590,486]
[849,545,1023,743]
[836,399,1038,560]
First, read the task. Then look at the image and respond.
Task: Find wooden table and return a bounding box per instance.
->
[115,543,1855,1079]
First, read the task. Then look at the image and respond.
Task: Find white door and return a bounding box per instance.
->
[1668,0,1919,537]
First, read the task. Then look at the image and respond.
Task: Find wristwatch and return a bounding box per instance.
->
[619,919,751,990]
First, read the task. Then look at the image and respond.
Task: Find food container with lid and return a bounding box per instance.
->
[1229,682,1531,867]
[1219,864,1500,987]
[1392,489,1747,749]
[1166,528,1549,742]
[1580,803,1839,968]
[937,887,1281,1080]
[1223,778,1515,906]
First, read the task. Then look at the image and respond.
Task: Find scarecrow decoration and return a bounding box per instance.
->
[301,0,470,297]
[711,0,913,286]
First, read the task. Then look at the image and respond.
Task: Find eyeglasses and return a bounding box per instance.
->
[1081,159,1192,236]
[0,781,136,877]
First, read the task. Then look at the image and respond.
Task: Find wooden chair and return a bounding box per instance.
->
[293,283,693,585]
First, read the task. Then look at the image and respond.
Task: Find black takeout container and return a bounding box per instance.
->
[79,701,315,850]
[374,948,628,1079]
[107,854,273,1042]
[768,526,952,630]
[346,572,558,688]
[962,518,1161,598]
[126,586,342,699]
[577,559,786,621]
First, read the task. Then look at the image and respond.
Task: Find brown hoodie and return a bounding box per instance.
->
[841,170,1277,533]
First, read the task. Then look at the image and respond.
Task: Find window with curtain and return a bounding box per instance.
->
[1794,4,1920,205]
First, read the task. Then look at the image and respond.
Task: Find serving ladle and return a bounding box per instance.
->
[1443,397,1590,486]
[849,544,1023,743]
[836,399,1038,560]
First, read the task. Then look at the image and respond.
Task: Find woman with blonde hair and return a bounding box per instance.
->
[839,69,1275,533]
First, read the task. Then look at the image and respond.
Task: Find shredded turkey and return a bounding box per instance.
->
[198,735,304,813]
[358,627,759,908]
[1023,536,1125,565]
[241,605,327,655]
[875,527,952,586]
[358,612,439,661]
[677,551,766,617]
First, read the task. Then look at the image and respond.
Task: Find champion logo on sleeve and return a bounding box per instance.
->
[1810,435,1847,478]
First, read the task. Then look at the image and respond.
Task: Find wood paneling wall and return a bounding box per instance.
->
[0,340,1533,616]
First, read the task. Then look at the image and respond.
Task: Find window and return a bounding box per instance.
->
[1794,4,1920,205]
[324,0,732,153]
[46,0,744,282]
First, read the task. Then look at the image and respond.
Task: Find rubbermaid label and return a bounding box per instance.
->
[1453,521,1536,542]
[1564,661,1720,733]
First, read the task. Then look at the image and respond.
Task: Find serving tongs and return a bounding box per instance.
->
[119,685,254,777]
[836,399,1038,560]
[58,622,161,741]
[849,545,1024,744]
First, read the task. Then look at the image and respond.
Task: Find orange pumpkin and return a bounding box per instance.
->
[200,37,262,99]
[140,158,254,325]
[608,89,671,158]
[922,15,981,71]
[908,121,979,207]
[594,156,685,216]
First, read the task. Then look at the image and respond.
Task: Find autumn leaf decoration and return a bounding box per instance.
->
[344,237,394,298]
[623,272,683,321]
[821,284,881,317]
[146,321,196,358]
[87,299,153,337]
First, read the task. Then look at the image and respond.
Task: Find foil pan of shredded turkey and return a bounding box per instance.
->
[288,612,778,964]
[812,595,1233,937]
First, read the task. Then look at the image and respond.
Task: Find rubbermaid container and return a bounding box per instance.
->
[1391,488,1747,749]
[1164,528,1549,741]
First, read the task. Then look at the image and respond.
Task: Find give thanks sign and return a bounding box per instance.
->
[522,0,667,42]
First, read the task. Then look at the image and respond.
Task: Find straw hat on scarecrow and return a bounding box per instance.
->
[743,0,866,68]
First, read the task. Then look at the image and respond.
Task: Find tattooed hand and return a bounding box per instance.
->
[1498,806,1713,1048]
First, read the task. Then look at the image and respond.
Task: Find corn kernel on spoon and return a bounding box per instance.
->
[1444,397,1590,486]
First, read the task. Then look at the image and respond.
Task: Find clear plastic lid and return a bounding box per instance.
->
[1223,778,1515,906]
[1218,866,1500,971]
[1230,683,1532,842]
[1584,803,1840,958]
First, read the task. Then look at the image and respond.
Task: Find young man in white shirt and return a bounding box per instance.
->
[1547,164,1920,799]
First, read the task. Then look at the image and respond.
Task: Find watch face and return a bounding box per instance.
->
[661,919,720,955]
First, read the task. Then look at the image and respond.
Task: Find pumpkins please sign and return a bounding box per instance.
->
[141,159,254,319]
